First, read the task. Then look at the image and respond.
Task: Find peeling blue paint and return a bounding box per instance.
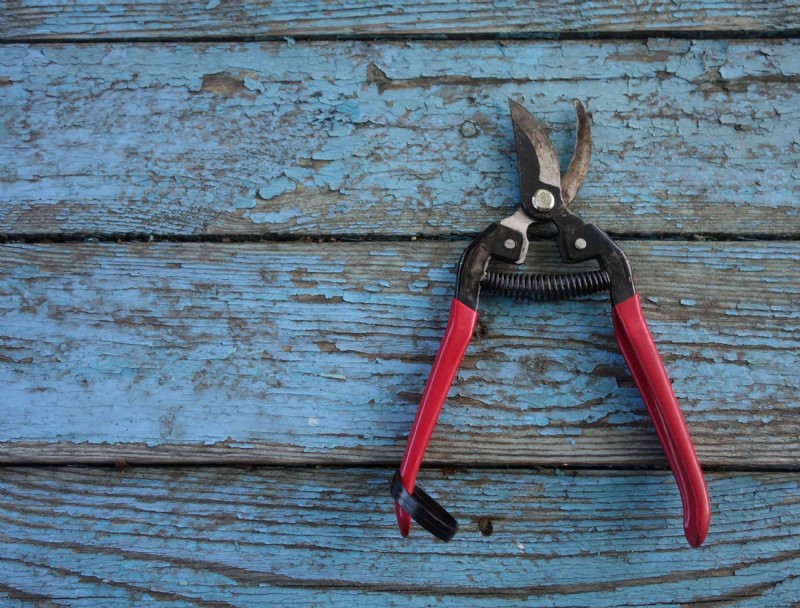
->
[258,177,296,200]
[1,40,798,235]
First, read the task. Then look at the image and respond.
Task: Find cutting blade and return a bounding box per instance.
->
[509,100,562,209]
[560,99,592,206]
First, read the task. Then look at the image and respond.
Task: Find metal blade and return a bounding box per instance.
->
[560,99,592,206]
[508,100,562,209]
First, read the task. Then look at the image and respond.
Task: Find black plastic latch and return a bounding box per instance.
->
[390,470,458,541]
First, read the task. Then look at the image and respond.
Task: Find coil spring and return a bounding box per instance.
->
[482,270,610,301]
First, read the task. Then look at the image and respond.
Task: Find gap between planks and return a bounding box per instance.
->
[7,30,800,45]
[3,231,800,244]
[2,462,798,474]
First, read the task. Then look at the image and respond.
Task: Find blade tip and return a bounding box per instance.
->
[508,99,535,128]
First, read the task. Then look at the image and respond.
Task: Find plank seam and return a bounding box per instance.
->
[1,463,797,473]
[3,30,800,44]
[2,232,799,245]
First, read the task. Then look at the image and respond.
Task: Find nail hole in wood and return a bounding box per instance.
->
[477,517,494,536]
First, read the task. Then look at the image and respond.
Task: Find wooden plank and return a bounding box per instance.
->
[1,40,798,237]
[0,240,797,466]
[3,1,800,40]
[0,466,797,606]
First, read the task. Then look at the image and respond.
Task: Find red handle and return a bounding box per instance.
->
[612,293,711,547]
[395,298,478,536]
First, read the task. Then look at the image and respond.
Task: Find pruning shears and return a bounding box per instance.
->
[390,100,711,547]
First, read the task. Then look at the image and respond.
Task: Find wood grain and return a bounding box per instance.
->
[3,1,799,40]
[1,241,797,466]
[2,40,799,237]
[0,466,797,606]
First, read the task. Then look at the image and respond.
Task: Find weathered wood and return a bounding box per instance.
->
[0,466,797,606]
[2,40,799,237]
[3,1,800,40]
[1,241,797,465]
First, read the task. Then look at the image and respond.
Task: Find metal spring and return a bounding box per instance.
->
[482,270,610,301]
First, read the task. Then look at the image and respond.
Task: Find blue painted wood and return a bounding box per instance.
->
[2,5,798,604]
[0,467,797,606]
[3,1,799,40]
[1,241,797,465]
[1,40,798,236]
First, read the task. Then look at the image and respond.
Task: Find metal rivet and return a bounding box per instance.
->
[504,238,516,249]
[533,189,555,212]
[575,238,587,250]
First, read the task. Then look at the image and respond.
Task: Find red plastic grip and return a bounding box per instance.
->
[612,293,711,547]
[394,298,478,537]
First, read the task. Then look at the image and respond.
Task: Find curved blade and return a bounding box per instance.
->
[561,99,592,206]
[509,100,561,208]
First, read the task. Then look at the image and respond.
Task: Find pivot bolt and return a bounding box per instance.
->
[504,239,516,250]
[575,238,587,250]
[533,189,555,212]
